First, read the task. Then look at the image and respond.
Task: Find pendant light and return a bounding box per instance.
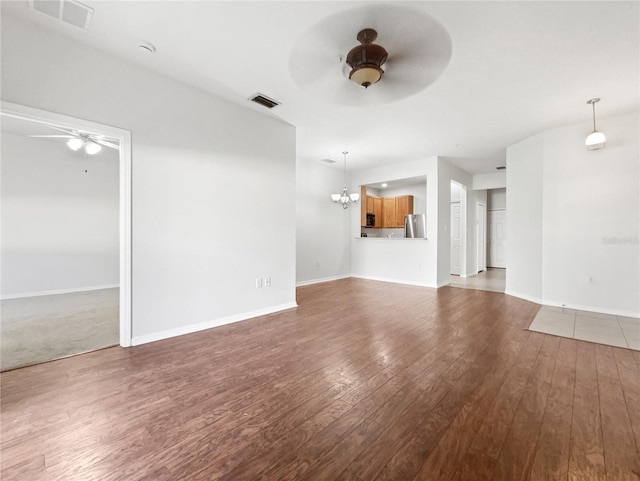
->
[331,151,360,209]
[586,98,606,150]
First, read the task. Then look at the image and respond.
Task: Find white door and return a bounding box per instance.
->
[488,209,506,268]
[477,203,486,273]
[451,202,461,275]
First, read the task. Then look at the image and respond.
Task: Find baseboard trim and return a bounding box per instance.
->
[505,290,639,318]
[296,275,350,287]
[541,300,639,319]
[1,284,119,300]
[504,289,543,304]
[351,274,435,288]
[131,302,298,346]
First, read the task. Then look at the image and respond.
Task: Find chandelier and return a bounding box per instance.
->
[331,151,360,209]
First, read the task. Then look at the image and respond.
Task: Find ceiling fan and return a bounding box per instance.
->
[288,4,453,106]
[28,125,119,155]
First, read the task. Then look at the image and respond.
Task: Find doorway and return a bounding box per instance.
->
[487,209,506,268]
[0,102,131,370]
[450,181,467,277]
[477,202,487,273]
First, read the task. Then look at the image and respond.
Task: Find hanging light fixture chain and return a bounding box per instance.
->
[343,151,348,187]
[330,151,360,208]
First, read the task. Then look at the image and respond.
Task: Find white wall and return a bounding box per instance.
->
[1,132,119,297]
[487,188,506,210]
[1,15,297,343]
[541,112,639,316]
[473,171,506,190]
[506,133,544,302]
[351,157,439,287]
[507,111,640,316]
[296,158,350,285]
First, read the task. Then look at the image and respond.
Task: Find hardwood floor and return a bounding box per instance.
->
[2,278,639,481]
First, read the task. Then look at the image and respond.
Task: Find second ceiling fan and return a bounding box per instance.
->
[29,125,119,155]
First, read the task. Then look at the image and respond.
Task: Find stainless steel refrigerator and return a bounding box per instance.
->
[404,213,426,238]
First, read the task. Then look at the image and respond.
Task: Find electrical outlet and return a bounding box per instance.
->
[265,276,272,287]
[255,278,262,288]
[588,276,595,285]
[316,260,320,267]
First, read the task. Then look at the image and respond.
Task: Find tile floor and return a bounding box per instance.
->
[528,305,640,351]
[449,268,506,293]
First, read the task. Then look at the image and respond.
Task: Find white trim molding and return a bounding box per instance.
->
[131,302,298,346]
[351,274,436,288]
[1,284,119,300]
[296,275,351,287]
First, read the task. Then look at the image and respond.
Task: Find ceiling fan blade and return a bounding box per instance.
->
[28,134,74,138]
[94,139,120,150]
[44,125,77,136]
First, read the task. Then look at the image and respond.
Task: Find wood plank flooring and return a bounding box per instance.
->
[2,278,639,481]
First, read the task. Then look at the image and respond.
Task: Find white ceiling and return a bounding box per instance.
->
[2,1,638,175]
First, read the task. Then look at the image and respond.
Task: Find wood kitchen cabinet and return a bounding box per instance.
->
[360,186,368,226]
[361,190,413,229]
[395,195,414,227]
[366,196,374,214]
[373,197,383,228]
[382,197,396,228]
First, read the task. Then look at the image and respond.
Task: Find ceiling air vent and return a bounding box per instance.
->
[320,158,337,164]
[250,94,280,109]
[28,0,94,30]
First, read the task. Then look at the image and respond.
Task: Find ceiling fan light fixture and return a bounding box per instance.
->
[67,137,84,151]
[349,66,383,88]
[346,28,388,88]
[84,141,102,155]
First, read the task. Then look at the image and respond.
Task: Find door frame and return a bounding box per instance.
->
[450,201,461,275]
[450,180,467,278]
[1,101,133,347]
[476,202,487,273]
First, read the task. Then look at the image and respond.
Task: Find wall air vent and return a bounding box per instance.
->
[249,94,281,109]
[28,0,94,30]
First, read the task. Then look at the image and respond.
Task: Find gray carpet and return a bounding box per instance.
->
[1,288,119,371]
